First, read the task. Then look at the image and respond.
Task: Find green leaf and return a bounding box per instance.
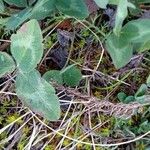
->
[138,120,150,133]
[118,92,135,103]
[0,18,9,28]
[61,65,82,87]
[129,0,141,16]
[106,33,133,69]
[16,70,60,121]
[55,0,89,19]
[106,19,150,68]
[0,52,15,78]
[113,0,135,35]
[3,0,27,7]
[146,75,150,87]
[135,95,149,104]
[124,96,135,103]
[30,0,55,20]
[122,19,150,44]
[120,19,150,53]
[11,19,43,72]
[117,92,127,102]
[136,40,150,52]
[0,0,5,13]
[135,84,147,97]
[109,0,119,5]
[94,0,109,9]
[5,8,32,30]
[43,70,63,85]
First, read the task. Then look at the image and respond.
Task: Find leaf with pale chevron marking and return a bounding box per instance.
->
[11,19,43,72]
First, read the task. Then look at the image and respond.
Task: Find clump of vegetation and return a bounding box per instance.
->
[0,0,150,149]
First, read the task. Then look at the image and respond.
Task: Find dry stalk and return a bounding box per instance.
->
[56,85,150,119]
